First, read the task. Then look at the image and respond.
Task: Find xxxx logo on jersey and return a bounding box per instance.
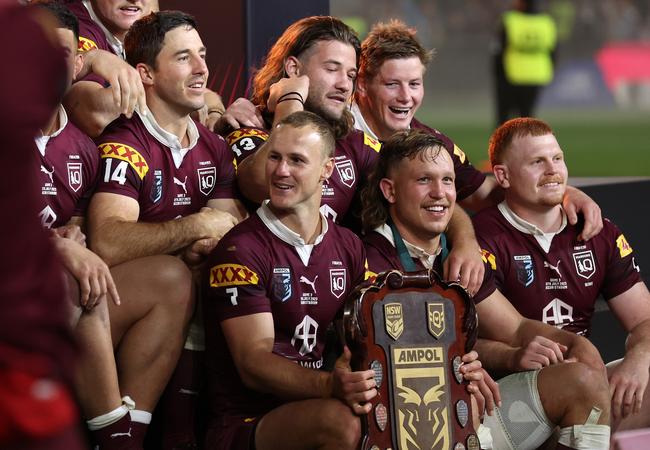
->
[363,133,381,153]
[226,127,269,146]
[481,249,497,270]
[78,36,98,52]
[210,263,259,287]
[616,234,633,258]
[99,143,149,179]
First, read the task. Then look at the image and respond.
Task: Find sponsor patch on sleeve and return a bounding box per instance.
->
[210,263,259,287]
[481,249,497,270]
[78,36,98,52]
[225,127,269,146]
[616,234,633,258]
[453,144,466,164]
[363,133,382,153]
[98,142,149,179]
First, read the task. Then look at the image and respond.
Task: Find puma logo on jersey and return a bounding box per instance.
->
[174,176,188,194]
[40,165,54,183]
[299,275,318,293]
[544,260,562,278]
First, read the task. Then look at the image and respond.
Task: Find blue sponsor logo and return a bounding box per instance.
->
[272,267,292,302]
[151,169,163,203]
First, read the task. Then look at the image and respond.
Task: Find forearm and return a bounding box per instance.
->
[474,338,519,376]
[238,351,331,401]
[90,215,203,267]
[64,82,121,137]
[446,207,477,246]
[625,319,650,366]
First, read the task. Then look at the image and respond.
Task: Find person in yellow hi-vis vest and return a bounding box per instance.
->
[493,0,557,126]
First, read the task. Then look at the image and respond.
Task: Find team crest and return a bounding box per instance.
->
[573,250,596,280]
[427,303,445,339]
[335,159,355,188]
[151,169,163,203]
[514,255,535,287]
[66,162,82,192]
[272,267,292,302]
[329,268,346,298]
[197,167,217,196]
[384,303,404,340]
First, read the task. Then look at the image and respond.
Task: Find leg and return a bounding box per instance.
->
[110,255,194,411]
[255,399,361,450]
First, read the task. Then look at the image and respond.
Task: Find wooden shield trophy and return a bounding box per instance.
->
[340,269,479,450]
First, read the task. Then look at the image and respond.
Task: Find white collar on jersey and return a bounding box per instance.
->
[34,105,68,156]
[498,201,567,253]
[257,200,329,266]
[82,0,126,59]
[349,101,412,142]
[136,108,199,169]
[374,223,441,270]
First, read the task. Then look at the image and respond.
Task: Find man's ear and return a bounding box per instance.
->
[321,156,334,181]
[356,75,367,97]
[137,63,154,86]
[493,164,510,188]
[284,56,301,77]
[379,178,396,204]
[73,52,84,80]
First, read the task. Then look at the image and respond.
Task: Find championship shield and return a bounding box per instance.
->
[340,270,479,450]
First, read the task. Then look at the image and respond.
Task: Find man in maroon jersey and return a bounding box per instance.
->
[353,19,603,240]
[63,0,225,137]
[87,10,247,449]
[361,129,612,450]
[223,15,487,295]
[0,3,85,449]
[203,111,373,449]
[474,117,650,433]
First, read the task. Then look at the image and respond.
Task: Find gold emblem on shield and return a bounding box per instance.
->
[384,302,404,340]
[428,303,445,339]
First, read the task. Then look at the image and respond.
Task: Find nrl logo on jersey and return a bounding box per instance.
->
[197,167,216,196]
[335,159,355,188]
[67,162,82,192]
[151,169,163,203]
[272,267,292,302]
[514,255,535,287]
[572,250,596,280]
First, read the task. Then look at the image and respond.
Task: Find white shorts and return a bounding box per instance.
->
[482,370,554,450]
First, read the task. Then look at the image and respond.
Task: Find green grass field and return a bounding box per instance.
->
[416,109,650,176]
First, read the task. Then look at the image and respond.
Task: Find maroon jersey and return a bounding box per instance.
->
[95,112,237,222]
[363,228,494,304]
[227,126,380,223]
[63,0,117,55]
[473,205,642,335]
[411,119,486,202]
[36,108,100,229]
[202,204,367,418]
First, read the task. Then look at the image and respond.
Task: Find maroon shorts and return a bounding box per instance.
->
[205,415,259,450]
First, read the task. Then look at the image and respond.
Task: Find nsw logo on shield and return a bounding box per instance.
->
[427,303,445,339]
[198,167,217,196]
[272,267,292,302]
[67,162,83,192]
[514,255,535,287]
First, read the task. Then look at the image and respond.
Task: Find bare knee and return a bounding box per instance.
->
[319,400,361,449]
[145,255,193,311]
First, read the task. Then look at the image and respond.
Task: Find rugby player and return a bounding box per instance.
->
[361,129,612,450]
[86,11,245,449]
[474,117,650,433]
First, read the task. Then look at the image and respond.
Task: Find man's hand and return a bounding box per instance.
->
[563,185,603,241]
[215,97,264,134]
[192,89,226,132]
[267,75,309,112]
[511,336,568,370]
[53,224,86,246]
[443,241,484,296]
[609,355,650,420]
[81,49,146,118]
[53,236,120,310]
[192,207,238,241]
[331,346,377,415]
[460,351,501,417]
[182,237,218,276]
